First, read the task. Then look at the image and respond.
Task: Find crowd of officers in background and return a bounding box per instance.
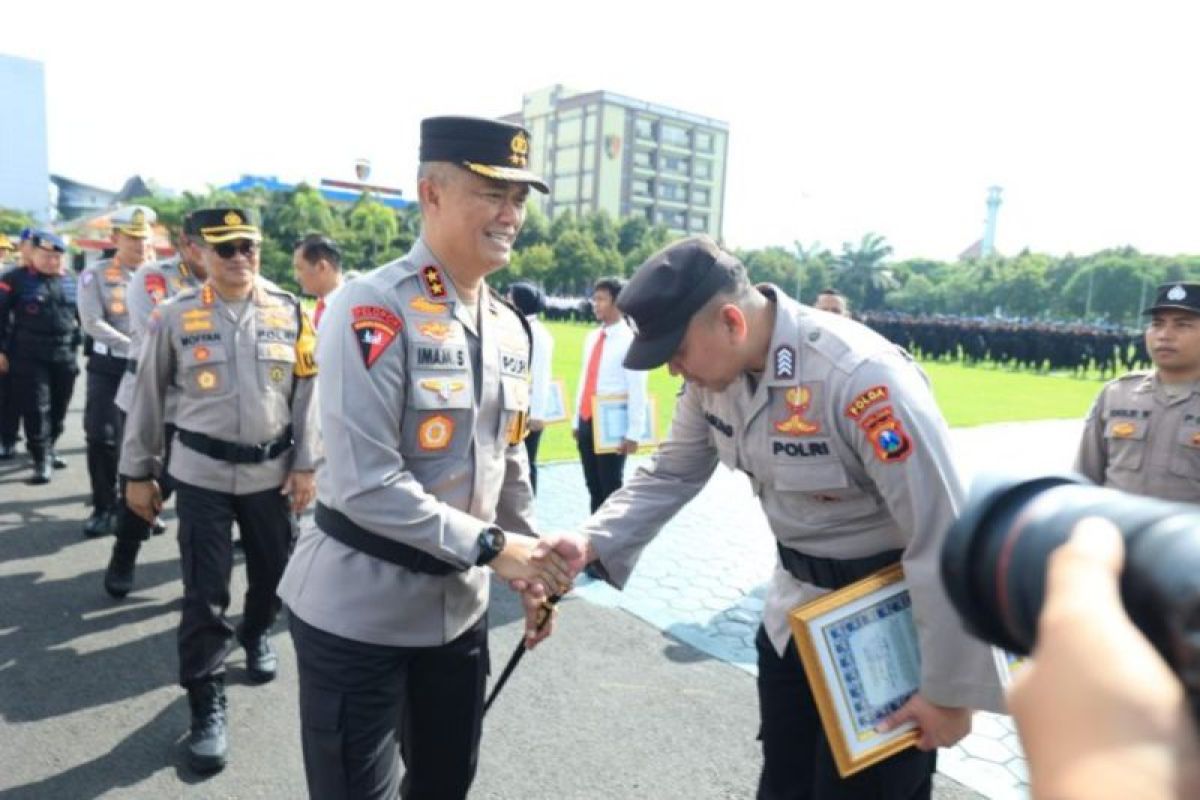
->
[858,311,1150,376]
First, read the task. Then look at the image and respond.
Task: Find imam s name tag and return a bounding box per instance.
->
[414,345,467,370]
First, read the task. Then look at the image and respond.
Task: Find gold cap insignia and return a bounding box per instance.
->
[131,210,146,226]
[224,211,243,226]
[509,132,529,166]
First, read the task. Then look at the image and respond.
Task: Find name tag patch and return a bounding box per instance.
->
[772,439,831,458]
[415,345,466,370]
[500,351,528,377]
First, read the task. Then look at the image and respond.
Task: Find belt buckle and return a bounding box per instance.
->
[253,441,272,461]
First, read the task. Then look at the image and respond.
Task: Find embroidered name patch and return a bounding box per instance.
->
[351,305,402,369]
[415,345,466,370]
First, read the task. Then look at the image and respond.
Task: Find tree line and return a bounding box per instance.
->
[12,185,1199,325]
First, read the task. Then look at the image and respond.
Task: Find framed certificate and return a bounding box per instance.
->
[591,394,658,454]
[787,563,922,777]
[541,379,570,425]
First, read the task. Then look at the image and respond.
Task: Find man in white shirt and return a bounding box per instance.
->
[574,277,649,512]
[509,282,554,492]
[292,234,345,329]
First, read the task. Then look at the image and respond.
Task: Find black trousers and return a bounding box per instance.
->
[10,358,77,460]
[175,480,291,687]
[84,368,123,511]
[115,421,178,543]
[523,427,543,493]
[576,419,626,513]
[290,613,490,800]
[755,627,935,800]
[0,369,21,446]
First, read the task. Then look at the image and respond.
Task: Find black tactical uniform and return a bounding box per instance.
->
[0,232,81,483]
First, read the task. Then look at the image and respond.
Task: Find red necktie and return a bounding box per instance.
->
[580,329,606,422]
[313,298,326,328]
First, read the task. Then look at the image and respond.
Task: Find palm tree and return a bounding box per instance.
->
[835,233,897,310]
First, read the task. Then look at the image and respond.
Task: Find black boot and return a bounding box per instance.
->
[0,442,15,460]
[83,508,115,538]
[29,460,52,485]
[236,627,278,683]
[50,448,67,469]
[185,678,228,774]
[104,539,141,598]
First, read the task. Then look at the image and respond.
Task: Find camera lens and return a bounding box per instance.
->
[940,472,1200,679]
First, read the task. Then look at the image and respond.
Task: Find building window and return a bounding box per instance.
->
[694,158,712,180]
[695,131,714,152]
[689,214,708,231]
[635,117,656,140]
[658,209,686,229]
[581,172,594,198]
[658,181,686,202]
[662,155,690,175]
[633,149,656,169]
[644,206,655,221]
[662,124,690,148]
[632,178,653,197]
[692,187,710,205]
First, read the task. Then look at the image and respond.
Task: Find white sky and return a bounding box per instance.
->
[5,0,1198,260]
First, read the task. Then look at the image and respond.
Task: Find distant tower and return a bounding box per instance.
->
[981,186,1003,257]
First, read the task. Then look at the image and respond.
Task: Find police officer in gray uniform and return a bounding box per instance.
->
[544,236,1004,799]
[1076,281,1200,502]
[277,116,571,800]
[78,205,156,537]
[121,207,319,774]
[104,212,208,597]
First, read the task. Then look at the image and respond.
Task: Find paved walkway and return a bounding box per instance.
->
[537,418,1086,800]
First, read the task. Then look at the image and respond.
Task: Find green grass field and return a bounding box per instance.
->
[534,321,1105,462]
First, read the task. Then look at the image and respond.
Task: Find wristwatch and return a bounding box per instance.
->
[475,526,507,566]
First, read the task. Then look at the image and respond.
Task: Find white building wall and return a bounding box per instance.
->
[0,54,50,222]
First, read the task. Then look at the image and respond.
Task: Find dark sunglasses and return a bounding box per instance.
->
[213,240,258,259]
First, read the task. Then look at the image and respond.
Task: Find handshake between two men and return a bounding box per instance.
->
[484,531,595,649]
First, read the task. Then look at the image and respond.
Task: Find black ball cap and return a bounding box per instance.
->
[618,235,741,370]
[420,116,549,193]
[1143,282,1200,315]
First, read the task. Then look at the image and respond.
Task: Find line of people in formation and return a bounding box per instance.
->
[859,310,1151,376]
[1,114,1197,800]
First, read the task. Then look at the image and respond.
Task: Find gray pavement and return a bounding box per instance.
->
[0,385,1082,798]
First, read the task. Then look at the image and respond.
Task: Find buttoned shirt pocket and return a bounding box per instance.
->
[402,370,473,460]
[256,340,296,395]
[1169,424,1200,482]
[179,342,232,398]
[1103,417,1147,471]
[771,452,883,525]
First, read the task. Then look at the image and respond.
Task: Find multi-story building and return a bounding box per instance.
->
[0,54,51,222]
[504,85,729,240]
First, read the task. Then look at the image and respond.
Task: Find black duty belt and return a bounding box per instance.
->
[177,426,293,464]
[315,503,459,576]
[776,544,903,590]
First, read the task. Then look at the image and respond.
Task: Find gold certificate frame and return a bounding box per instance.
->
[787,563,922,777]
[591,394,658,454]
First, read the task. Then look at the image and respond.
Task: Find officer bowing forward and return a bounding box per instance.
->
[120,208,319,774]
